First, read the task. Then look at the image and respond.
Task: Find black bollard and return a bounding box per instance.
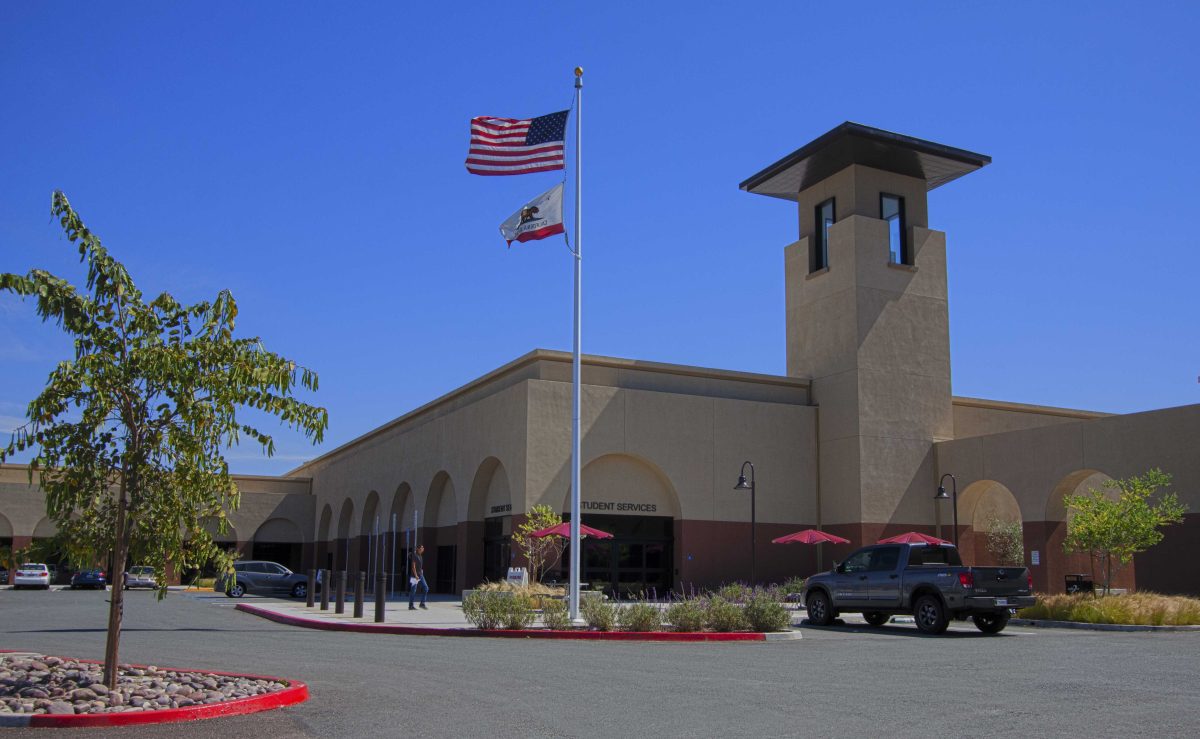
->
[335,570,347,614]
[375,572,387,623]
[320,569,330,611]
[306,569,316,608]
[353,572,365,618]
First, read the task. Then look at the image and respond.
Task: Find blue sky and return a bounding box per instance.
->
[2,2,1197,475]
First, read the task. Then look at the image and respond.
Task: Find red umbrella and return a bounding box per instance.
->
[530,522,613,539]
[771,529,851,545]
[877,531,952,545]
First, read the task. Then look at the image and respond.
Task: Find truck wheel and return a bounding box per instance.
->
[863,612,889,627]
[914,595,949,634]
[806,591,834,626]
[972,613,1010,634]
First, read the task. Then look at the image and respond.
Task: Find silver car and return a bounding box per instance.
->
[216,561,309,599]
[124,566,157,589]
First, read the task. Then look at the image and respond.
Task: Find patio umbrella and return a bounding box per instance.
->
[877,531,952,545]
[771,529,851,545]
[530,522,613,539]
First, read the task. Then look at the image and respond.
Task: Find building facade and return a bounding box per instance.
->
[3,123,1197,595]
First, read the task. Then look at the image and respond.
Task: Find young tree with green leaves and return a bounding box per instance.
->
[1063,468,1187,595]
[511,504,563,583]
[983,516,1025,567]
[0,192,328,687]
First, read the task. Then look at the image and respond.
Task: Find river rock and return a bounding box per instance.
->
[47,701,73,715]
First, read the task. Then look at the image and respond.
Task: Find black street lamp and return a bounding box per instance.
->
[733,461,756,585]
[935,473,959,548]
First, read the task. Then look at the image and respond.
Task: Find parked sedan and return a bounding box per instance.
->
[70,569,107,590]
[124,566,157,589]
[0,568,8,585]
[216,561,309,599]
[13,563,51,590]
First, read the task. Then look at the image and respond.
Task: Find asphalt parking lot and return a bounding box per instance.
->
[2,587,1199,738]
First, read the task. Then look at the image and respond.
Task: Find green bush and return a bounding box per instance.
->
[462,590,506,629]
[705,596,750,632]
[716,582,752,603]
[1018,592,1200,626]
[778,576,807,599]
[665,599,707,632]
[744,593,792,632]
[463,591,535,630]
[541,598,571,630]
[581,595,617,631]
[618,602,662,632]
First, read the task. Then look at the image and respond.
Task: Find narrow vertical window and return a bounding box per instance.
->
[813,198,835,272]
[881,193,907,264]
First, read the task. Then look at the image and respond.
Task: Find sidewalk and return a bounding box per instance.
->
[247,594,473,629]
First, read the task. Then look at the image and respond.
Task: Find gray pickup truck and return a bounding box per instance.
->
[803,543,1036,634]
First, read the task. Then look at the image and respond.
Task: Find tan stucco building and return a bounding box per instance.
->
[3,123,1197,596]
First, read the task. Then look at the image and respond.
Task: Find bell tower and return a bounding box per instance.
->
[740,123,990,539]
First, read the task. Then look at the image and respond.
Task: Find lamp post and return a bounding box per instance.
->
[935,473,959,548]
[733,461,756,585]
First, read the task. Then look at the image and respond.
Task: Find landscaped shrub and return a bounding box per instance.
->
[716,582,752,603]
[1018,592,1200,626]
[462,590,506,629]
[744,593,792,632]
[778,576,807,600]
[705,596,749,632]
[541,598,571,630]
[581,595,617,631]
[476,580,566,597]
[665,599,707,632]
[500,594,536,630]
[618,602,662,632]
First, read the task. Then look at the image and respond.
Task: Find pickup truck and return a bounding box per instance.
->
[803,543,1036,634]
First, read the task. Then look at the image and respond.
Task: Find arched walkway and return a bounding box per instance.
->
[336,498,355,571]
[956,480,1023,566]
[316,504,333,571]
[359,491,381,581]
[251,517,305,571]
[1042,469,1125,592]
[425,472,457,593]
[467,458,512,587]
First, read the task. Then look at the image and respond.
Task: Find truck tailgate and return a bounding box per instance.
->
[970,567,1031,596]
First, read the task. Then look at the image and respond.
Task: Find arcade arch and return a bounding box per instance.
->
[316,504,333,571]
[336,498,355,570]
[468,458,512,584]
[956,480,1023,566]
[251,517,305,571]
[425,472,457,593]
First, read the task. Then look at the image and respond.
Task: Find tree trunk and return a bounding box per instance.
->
[102,477,130,689]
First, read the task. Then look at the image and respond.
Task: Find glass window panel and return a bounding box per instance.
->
[584,541,611,569]
[618,543,643,568]
[644,543,665,570]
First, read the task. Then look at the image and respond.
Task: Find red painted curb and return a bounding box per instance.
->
[236,603,769,642]
[0,654,308,728]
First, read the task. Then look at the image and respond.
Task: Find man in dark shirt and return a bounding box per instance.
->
[409,544,429,610]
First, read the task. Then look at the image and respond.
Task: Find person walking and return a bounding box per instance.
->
[408,544,429,610]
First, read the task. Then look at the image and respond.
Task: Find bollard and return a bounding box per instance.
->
[375,572,387,623]
[306,569,316,608]
[353,572,366,618]
[335,570,347,614]
[320,569,330,611]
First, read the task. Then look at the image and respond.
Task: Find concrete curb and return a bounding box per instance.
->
[236,603,800,642]
[1010,618,1200,633]
[0,654,308,728]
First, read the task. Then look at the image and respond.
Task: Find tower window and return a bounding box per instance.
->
[881,193,907,264]
[813,198,835,272]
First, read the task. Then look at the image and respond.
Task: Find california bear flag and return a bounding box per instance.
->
[499,183,565,246]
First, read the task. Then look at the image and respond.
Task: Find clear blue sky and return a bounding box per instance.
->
[2,2,1197,475]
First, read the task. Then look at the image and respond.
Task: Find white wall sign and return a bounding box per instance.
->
[1031,550,1040,566]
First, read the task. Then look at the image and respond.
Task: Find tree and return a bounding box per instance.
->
[1063,469,1187,595]
[983,516,1025,567]
[0,192,327,687]
[510,504,563,583]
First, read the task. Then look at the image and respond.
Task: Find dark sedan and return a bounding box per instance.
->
[69,569,107,590]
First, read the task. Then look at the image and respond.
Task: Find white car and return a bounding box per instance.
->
[124,566,157,589]
[13,563,51,590]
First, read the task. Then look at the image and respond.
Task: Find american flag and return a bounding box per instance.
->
[465,110,569,176]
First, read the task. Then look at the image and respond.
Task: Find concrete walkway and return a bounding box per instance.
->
[244,594,474,629]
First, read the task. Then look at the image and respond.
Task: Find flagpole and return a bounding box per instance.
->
[569,66,584,625]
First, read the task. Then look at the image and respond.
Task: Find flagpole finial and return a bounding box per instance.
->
[574,66,583,77]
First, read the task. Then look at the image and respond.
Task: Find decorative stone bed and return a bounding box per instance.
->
[0,653,306,727]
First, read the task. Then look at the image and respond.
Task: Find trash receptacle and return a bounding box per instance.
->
[1065,574,1094,594]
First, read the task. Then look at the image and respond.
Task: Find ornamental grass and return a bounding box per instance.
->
[1018,592,1200,626]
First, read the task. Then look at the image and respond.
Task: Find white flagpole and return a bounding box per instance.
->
[569,66,584,625]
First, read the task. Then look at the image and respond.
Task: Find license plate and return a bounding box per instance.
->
[995,598,1009,606]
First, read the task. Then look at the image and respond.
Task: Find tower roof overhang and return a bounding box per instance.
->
[739,122,991,201]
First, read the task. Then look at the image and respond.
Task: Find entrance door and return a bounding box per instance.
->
[566,515,673,598]
[435,545,457,594]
